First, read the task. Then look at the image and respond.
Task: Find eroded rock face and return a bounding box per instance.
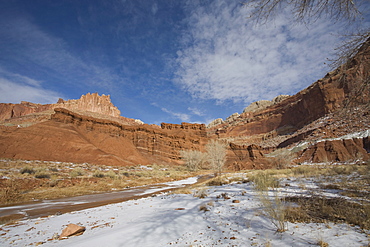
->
[226,143,272,170]
[0,102,53,121]
[0,93,121,122]
[242,95,290,113]
[57,93,121,118]
[207,118,224,128]
[209,42,370,138]
[0,108,208,166]
[297,138,369,163]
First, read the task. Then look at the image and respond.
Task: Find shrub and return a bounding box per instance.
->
[180,149,204,171]
[70,168,84,178]
[206,140,227,176]
[206,176,229,186]
[93,171,105,178]
[251,171,287,232]
[271,149,295,169]
[0,180,22,204]
[105,170,117,179]
[199,204,209,212]
[258,190,287,232]
[20,166,35,174]
[49,167,59,172]
[193,187,208,199]
[35,171,51,179]
[250,172,279,191]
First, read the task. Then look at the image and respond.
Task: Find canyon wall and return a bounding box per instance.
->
[297,137,370,163]
[0,93,121,122]
[209,39,370,139]
[0,108,209,166]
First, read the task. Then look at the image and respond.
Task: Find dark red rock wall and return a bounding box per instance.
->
[297,138,369,163]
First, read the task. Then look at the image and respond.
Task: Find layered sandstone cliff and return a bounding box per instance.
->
[209,38,370,141]
[57,93,120,118]
[0,93,121,123]
[0,108,208,166]
[1,40,369,168]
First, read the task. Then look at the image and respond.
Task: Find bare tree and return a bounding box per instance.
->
[180,150,204,171]
[244,0,363,24]
[244,0,369,64]
[206,140,227,176]
[330,31,370,69]
[245,0,369,95]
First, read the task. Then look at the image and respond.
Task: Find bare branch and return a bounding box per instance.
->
[206,140,227,176]
[244,0,362,24]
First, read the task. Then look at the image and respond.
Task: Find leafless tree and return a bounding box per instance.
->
[206,140,227,176]
[244,0,369,66]
[180,149,204,171]
[330,31,370,69]
[244,0,363,24]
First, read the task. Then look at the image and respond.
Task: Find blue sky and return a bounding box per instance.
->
[0,0,368,125]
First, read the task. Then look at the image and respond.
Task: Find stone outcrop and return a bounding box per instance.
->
[297,137,370,163]
[209,39,370,139]
[59,224,86,239]
[227,143,272,170]
[0,108,208,166]
[243,95,290,113]
[161,122,206,131]
[1,40,369,168]
[57,93,120,118]
[0,93,121,123]
[225,113,240,123]
[207,118,224,128]
[0,102,53,121]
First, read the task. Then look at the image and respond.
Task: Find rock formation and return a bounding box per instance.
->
[243,95,290,113]
[0,108,208,166]
[207,118,224,128]
[59,224,86,239]
[0,102,53,122]
[57,93,121,118]
[0,39,369,168]
[0,93,121,123]
[297,137,369,163]
[208,38,370,140]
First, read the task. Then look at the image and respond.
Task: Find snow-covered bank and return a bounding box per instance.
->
[1,179,368,247]
[0,176,201,220]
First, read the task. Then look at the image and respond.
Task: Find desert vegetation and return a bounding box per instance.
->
[180,139,227,176]
[0,159,205,205]
[173,158,370,232]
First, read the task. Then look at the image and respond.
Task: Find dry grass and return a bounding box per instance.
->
[243,162,370,232]
[251,172,287,233]
[0,159,203,205]
[285,196,370,230]
[193,187,209,199]
[249,171,280,191]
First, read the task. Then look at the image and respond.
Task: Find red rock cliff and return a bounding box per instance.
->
[0,93,121,122]
[210,38,370,139]
[51,108,208,163]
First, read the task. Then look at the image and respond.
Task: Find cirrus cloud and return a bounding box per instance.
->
[174,1,346,104]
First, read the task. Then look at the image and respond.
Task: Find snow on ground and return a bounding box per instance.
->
[1,180,369,247]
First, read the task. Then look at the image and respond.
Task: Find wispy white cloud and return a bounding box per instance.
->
[0,15,118,91]
[0,77,61,104]
[174,1,347,105]
[161,107,190,122]
[0,67,62,104]
[188,107,204,117]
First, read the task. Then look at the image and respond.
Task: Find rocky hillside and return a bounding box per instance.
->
[0,93,139,126]
[0,40,369,168]
[207,38,370,166]
[0,108,208,166]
